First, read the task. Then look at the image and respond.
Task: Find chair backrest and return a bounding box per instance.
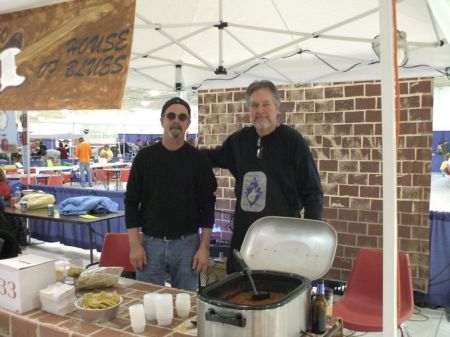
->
[47,175,63,186]
[344,248,414,320]
[20,175,37,185]
[119,168,131,182]
[98,233,136,273]
[94,169,109,182]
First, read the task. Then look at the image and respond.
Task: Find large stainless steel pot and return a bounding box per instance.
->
[197,217,337,337]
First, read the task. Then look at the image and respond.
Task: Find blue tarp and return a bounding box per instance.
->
[23,185,126,251]
[428,211,450,307]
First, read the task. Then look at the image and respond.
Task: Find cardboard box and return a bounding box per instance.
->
[0,254,55,313]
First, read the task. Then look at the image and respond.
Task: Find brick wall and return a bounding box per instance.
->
[198,78,433,292]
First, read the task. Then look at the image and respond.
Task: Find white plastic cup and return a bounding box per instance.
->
[155,293,173,326]
[175,293,191,318]
[143,293,158,321]
[129,304,146,333]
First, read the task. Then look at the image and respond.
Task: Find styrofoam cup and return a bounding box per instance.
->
[129,304,146,333]
[143,293,157,321]
[155,293,173,326]
[175,293,191,318]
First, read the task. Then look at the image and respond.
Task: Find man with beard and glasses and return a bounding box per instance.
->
[125,97,217,291]
[203,80,323,274]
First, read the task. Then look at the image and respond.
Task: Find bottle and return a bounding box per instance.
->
[14,187,21,202]
[311,280,327,334]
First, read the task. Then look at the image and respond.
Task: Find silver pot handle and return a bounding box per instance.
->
[205,308,246,328]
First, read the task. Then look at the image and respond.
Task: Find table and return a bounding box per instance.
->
[103,167,122,191]
[3,206,125,266]
[0,277,343,337]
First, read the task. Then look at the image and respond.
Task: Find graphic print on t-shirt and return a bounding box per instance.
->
[240,171,266,212]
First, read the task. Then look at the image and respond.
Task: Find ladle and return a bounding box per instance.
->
[233,249,271,301]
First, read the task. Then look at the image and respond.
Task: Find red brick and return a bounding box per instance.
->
[319,160,338,171]
[409,108,431,121]
[338,161,358,172]
[0,310,9,336]
[355,97,376,110]
[400,96,421,109]
[305,88,324,100]
[368,174,382,185]
[315,100,334,112]
[233,91,245,101]
[11,316,38,337]
[339,185,359,196]
[365,109,381,122]
[323,136,341,147]
[349,197,371,210]
[330,196,350,208]
[400,82,409,94]
[334,124,352,136]
[336,99,355,111]
[359,210,380,222]
[217,92,232,102]
[204,93,217,103]
[325,86,343,98]
[397,174,412,186]
[357,235,378,248]
[296,101,314,112]
[334,256,354,269]
[348,173,368,185]
[368,224,383,236]
[227,102,243,113]
[398,149,416,161]
[371,199,383,211]
[305,112,324,124]
[342,137,362,148]
[338,209,358,221]
[365,83,381,96]
[422,94,433,107]
[410,80,431,94]
[39,325,70,337]
[330,149,349,160]
[398,200,413,212]
[280,101,295,113]
[401,161,424,174]
[399,122,417,134]
[338,233,357,245]
[285,89,304,101]
[360,186,380,198]
[350,149,370,160]
[323,183,338,195]
[344,110,364,122]
[354,124,374,135]
[328,172,347,184]
[360,161,380,173]
[324,111,343,123]
[348,222,367,234]
[345,85,364,97]
[412,174,431,187]
[323,207,338,219]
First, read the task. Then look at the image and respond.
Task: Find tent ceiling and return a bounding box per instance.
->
[1,0,449,90]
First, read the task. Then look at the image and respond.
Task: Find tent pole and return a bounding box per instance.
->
[379,0,398,336]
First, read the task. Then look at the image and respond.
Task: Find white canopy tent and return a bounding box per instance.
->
[1,1,450,336]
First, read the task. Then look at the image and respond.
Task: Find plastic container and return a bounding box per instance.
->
[75,296,122,322]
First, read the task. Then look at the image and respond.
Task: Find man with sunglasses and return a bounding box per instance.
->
[204,80,323,274]
[125,97,217,291]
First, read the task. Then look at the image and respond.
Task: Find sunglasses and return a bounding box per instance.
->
[256,138,263,160]
[164,112,189,122]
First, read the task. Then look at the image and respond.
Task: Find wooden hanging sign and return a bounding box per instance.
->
[0,0,135,110]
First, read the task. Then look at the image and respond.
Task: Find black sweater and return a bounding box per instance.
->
[204,125,323,245]
[125,142,217,236]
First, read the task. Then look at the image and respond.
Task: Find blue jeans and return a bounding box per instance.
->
[137,233,200,291]
[79,163,92,186]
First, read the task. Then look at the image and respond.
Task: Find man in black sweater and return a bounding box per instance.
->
[125,97,217,291]
[204,80,323,273]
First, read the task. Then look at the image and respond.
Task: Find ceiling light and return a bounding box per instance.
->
[372,30,409,67]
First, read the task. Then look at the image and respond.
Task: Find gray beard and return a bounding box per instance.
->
[168,128,182,139]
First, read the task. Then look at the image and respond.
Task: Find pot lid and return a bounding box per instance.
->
[240,216,337,280]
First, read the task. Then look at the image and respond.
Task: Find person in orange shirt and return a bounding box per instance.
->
[75,137,93,187]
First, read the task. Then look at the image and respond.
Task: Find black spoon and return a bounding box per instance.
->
[233,249,271,301]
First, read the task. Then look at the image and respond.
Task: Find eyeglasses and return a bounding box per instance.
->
[164,112,189,122]
[256,138,263,160]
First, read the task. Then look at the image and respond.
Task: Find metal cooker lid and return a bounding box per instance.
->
[240,216,337,280]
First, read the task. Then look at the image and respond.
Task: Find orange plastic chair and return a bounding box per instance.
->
[118,168,131,190]
[47,175,63,186]
[20,175,37,185]
[93,169,110,190]
[333,248,414,334]
[98,233,137,273]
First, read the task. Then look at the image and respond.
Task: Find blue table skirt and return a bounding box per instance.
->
[23,185,126,251]
[428,211,450,307]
